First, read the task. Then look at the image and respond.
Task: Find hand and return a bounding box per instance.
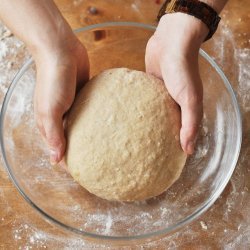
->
[33,35,89,165]
[0,0,90,165]
[145,13,208,154]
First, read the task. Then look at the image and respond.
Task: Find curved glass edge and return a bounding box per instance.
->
[74,21,156,34]
[0,22,242,242]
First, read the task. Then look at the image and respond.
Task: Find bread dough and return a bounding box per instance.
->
[65,68,187,201]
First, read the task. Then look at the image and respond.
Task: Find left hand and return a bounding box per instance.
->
[33,35,89,165]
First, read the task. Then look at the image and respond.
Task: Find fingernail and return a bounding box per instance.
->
[187,141,194,154]
[50,149,59,165]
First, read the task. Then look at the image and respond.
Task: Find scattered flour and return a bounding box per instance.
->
[200,221,208,230]
[103,213,112,234]
[236,48,250,111]
[0,12,249,250]
[0,41,8,60]
[13,223,86,249]
[0,22,28,102]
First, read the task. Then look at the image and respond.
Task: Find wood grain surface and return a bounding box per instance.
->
[0,0,249,249]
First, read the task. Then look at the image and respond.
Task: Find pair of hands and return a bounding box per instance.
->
[34,13,208,165]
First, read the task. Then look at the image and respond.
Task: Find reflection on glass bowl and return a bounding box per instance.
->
[0,22,242,243]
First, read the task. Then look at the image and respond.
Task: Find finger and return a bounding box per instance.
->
[180,100,203,154]
[41,111,66,165]
[145,36,162,78]
[76,45,90,92]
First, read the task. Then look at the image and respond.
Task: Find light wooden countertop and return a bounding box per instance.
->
[0,0,249,249]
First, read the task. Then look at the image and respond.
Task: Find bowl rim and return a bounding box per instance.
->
[0,21,242,241]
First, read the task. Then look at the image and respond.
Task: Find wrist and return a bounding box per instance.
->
[157,0,224,42]
[155,13,208,58]
[31,34,80,66]
[28,18,77,60]
[159,13,208,45]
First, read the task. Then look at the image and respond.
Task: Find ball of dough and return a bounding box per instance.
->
[65,68,186,201]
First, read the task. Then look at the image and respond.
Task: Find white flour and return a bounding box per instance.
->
[0,14,250,249]
[0,23,28,100]
[0,40,8,60]
[13,223,87,249]
[236,48,250,111]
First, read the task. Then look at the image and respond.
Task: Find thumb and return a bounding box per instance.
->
[42,112,66,165]
[179,99,203,154]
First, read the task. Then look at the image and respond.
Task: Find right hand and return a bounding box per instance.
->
[33,36,89,165]
[145,14,207,154]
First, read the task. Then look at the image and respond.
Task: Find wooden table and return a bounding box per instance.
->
[0,0,249,249]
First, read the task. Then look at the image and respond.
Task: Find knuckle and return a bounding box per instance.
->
[184,93,203,108]
[36,106,61,121]
[146,35,162,56]
[46,136,63,148]
[147,35,157,47]
[35,105,50,119]
[184,126,197,138]
[181,127,197,143]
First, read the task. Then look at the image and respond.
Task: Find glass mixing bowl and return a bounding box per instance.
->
[0,22,242,242]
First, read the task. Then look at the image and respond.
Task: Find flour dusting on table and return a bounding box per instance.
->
[0,15,250,249]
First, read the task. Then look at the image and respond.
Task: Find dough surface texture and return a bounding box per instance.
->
[65,68,187,201]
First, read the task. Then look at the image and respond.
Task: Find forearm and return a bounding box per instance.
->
[0,0,74,55]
